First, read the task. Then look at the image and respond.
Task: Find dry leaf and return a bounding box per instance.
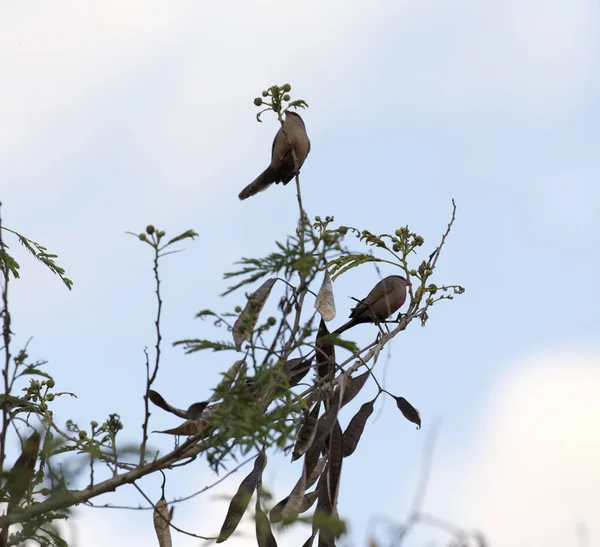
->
[255,492,277,547]
[292,402,321,461]
[186,401,208,420]
[232,278,277,350]
[300,489,319,514]
[315,269,336,321]
[338,370,370,408]
[316,319,336,380]
[157,420,207,436]
[304,404,340,478]
[327,421,343,511]
[342,398,376,457]
[269,495,289,525]
[281,467,307,523]
[394,396,421,429]
[306,455,327,490]
[217,452,267,543]
[153,496,172,547]
[148,390,189,419]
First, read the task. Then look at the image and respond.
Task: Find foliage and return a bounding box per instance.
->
[0,85,473,547]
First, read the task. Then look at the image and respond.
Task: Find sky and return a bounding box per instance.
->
[1,1,600,546]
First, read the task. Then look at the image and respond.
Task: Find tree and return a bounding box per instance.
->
[0,84,466,546]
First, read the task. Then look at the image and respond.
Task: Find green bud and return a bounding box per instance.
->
[315,215,321,222]
[46,379,55,388]
[261,90,268,97]
[409,269,417,276]
[267,317,277,326]
[47,393,55,401]
[395,229,403,237]
[283,94,290,101]
[392,244,400,252]
[282,83,291,92]
[146,225,155,235]
[79,430,87,439]
[235,306,242,313]
[254,97,263,106]
[139,234,147,241]
[158,230,166,237]
[91,420,98,428]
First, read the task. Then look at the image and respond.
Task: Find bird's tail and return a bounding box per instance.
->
[238,166,276,200]
[332,317,360,336]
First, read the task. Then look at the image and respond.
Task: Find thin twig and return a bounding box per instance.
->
[85,455,254,511]
[131,481,215,541]
[140,238,163,465]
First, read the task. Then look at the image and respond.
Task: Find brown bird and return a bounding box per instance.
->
[334,275,411,335]
[238,111,310,200]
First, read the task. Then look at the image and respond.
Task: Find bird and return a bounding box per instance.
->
[334,275,411,335]
[238,111,310,200]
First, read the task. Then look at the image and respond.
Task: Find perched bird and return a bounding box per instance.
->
[334,275,411,335]
[238,111,310,200]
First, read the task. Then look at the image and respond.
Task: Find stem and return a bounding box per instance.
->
[0,204,11,487]
[140,239,163,464]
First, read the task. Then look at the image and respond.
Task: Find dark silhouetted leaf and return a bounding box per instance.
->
[316,319,335,380]
[256,492,277,547]
[315,468,334,547]
[157,420,207,436]
[342,398,376,457]
[301,535,316,547]
[148,390,188,419]
[304,403,340,478]
[6,430,41,512]
[327,421,343,510]
[283,357,314,387]
[300,489,319,513]
[292,402,321,461]
[394,396,421,429]
[306,455,327,490]
[281,467,306,523]
[153,496,172,547]
[269,496,289,524]
[233,278,278,350]
[338,370,370,408]
[187,401,208,420]
[217,452,267,543]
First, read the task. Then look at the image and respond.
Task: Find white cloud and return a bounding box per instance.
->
[447,351,600,546]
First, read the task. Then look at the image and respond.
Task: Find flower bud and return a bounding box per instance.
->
[282,83,291,92]
[283,94,290,101]
[139,234,147,241]
[254,97,263,106]
[146,225,155,235]
[261,90,268,97]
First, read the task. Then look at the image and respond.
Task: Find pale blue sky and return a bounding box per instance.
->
[1,1,600,545]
